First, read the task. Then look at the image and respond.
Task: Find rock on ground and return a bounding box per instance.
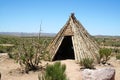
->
[82,68,115,80]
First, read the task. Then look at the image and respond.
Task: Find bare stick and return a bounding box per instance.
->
[38,20,42,40]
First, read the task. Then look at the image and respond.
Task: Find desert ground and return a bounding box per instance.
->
[0,53,120,80]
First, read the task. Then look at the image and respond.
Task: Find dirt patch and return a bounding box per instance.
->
[0,54,120,80]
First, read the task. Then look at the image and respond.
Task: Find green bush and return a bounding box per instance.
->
[80,58,94,69]
[99,48,112,64]
[39,62,68,80]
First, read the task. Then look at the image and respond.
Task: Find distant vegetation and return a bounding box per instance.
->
[95,37,120,47]
[0,35,52,54]
[0,35,19,45]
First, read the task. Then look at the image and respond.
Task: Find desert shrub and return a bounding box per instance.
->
[0,46,5,53]
[8,52,14,58]
[0,46,9,53]
[6,46,14,58]
[38,62,68,80]
[112,48,120,53]
[99,48,112,64]
[116,53,120,60]
[0,45,13,56]
[14,38,48,73]
[80,58,94,69]
[40,51,51,61]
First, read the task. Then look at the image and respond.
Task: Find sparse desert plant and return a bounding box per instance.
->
[0,46,5,53]
[80,58,94,69]
[116,53,120,60]
[41,51,51,61]
[112,48,120,53]
[14,38,48,73]
[38,62,68,80]
[99,48,112,64]
[7,46,14,58]
[0,45,14,58]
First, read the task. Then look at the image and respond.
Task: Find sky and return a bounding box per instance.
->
[0,0,120,35]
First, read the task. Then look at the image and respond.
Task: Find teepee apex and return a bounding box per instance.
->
[69,13,76,21]
[70,13,75,18]
[47,14,100,63]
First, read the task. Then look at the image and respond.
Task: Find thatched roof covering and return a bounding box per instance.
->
[47,13,100,63]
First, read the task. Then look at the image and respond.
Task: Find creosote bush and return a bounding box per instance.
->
[38,62,68,80]
[99,48,112,64]
[80,58,94,69]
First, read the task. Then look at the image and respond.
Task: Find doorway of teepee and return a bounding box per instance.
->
[53,36,75,61]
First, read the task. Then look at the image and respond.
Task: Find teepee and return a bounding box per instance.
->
[47,13,100,62]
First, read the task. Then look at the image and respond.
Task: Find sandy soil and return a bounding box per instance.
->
[0,53,39,80]
[61,60,82,80]
[0,53,120,80]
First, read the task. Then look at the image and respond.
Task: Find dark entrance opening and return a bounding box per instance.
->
[53,36,75,61]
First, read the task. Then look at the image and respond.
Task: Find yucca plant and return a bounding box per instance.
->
[80,58,94,69]
[38,62,68,80]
